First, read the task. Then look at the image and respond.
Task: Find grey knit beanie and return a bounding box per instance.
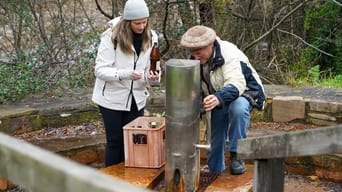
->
[123,0,149,20]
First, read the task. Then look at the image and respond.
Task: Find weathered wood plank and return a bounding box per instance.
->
[0,133,150,192]
[237,125,342,159]
[253,158,285,192]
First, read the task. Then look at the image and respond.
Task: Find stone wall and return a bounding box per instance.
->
[268,96,342,125]
[262,87,342,183]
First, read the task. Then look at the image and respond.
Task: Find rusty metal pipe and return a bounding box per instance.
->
[194,112,211,150]
[164,59,201,192]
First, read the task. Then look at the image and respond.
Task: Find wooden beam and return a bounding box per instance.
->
[0,133,151,192]
[253,158,285,192]
[237,125,342,160]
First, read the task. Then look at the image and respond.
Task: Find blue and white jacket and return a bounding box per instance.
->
[201,37,265,110]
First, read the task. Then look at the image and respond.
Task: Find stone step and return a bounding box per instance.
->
[28,134,106,166]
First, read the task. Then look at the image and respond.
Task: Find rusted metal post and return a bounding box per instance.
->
[164,59,201,192]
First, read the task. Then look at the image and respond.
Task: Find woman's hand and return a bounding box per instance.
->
[132,70,143,80]
[147,70,160,82]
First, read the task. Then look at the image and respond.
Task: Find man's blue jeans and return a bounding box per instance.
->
[207,96,252,173]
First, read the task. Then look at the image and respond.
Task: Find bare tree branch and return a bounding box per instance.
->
[277,29,335,57]
[77,0,96,33]
[331,0,342,6]
[160,0,194,56]
[242,0,309,51]
[95,0,112,19]
[161,0,172,56]
[27,0,54,61]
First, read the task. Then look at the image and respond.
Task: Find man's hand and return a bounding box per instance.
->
[203,95,219,111]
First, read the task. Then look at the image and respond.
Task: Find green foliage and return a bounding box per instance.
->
[287,65,342,88]
[0,62,50,103]
[307,65,320,85]
[333,31,342,73]
[296,1,342,78]
[1,0,342,104]
[0,30,100,104]
[319,75,342,88]
[58,32,100,89]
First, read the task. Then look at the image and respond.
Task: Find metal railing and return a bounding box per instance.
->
[237,124,342,192]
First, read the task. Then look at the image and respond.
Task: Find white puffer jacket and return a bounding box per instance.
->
[92,17,158,111]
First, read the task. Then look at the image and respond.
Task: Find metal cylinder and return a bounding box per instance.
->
[164,59,201,192]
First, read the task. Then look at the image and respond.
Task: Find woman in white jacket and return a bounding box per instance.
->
[92,0,159,166]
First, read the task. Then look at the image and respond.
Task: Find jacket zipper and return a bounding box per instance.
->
[102,82,106,96]
[125,52,138,108]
